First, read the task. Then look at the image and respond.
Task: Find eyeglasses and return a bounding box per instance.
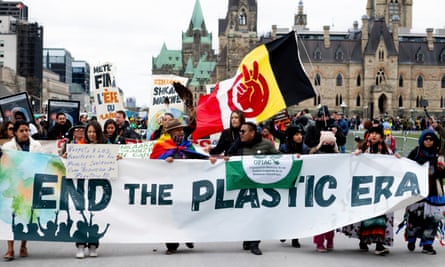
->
[7,127,13,131]
[74,128,84,131]
[424,137,434,141]
[240,129,249,134]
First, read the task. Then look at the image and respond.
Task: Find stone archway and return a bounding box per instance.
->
[378,94,387,115]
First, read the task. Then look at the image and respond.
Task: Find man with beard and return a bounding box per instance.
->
[47,112,71,140]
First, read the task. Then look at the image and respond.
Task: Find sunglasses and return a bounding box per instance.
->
[7,127,13,131]
[240,129,250,134]
[424,137,434,141]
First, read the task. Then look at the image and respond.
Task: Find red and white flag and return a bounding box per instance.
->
[192,31,316,139]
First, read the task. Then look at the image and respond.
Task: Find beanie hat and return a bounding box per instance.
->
[368,125,384,137]
[317,105,330,117]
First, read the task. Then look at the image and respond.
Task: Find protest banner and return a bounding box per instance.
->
[147,75,188,139]
[47,99,80,128]
[0,152,428,243]
[0,92,34,123]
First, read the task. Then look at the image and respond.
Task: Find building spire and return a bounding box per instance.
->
[190,0,206,31]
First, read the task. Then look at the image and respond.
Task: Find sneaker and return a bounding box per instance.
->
[89,245,98,257]
[185,243,194,249]
[279,239,286,243]
[76,245,85,259]
[359,241,369,251]
[407,242,415,251]
[291,239,301,248]
[250,245,262,255]
[375,243,389,256]
[317,246,328,253]
[422,245,436,255]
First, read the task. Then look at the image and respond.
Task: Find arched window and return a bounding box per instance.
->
[314,48,322,60]
[376,68,386,86]
[416,49,424,63]
[356,95,361,107]
[440,49,445,63]
[416,96,420,107]
[441,76,445,88]
[313,96,317,106]
[398,95,403,107]
[356,74,361,86]
[441,97,444,108]
[335,47,344,61]
[378,49,384,61]
[417,75,423,88]
[314,73,321,86]
[239,9,247,25]
[399,74,404,87]
[336,95,339,106]
[336,73,343,86]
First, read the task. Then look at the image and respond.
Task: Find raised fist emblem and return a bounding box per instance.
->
[228,61,269,117]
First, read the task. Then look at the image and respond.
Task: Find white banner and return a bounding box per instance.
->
[0,153,428,243]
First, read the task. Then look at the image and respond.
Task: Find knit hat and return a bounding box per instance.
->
[285,125,305,140]
[317,105,330,117]
[319,131,336,145]
[165,119,185,132]
[368,125,384,137]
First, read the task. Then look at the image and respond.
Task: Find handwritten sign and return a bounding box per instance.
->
[119,142,154,159]
[93,62,125,125]
[66,144,119,179]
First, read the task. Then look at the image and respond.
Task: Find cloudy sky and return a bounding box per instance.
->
[26,0,444,107]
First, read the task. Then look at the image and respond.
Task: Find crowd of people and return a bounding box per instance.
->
[1,105,444,260]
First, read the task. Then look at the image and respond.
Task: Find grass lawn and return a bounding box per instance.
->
[346,130,421,157]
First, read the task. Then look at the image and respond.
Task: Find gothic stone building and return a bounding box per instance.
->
[153,0,445,120]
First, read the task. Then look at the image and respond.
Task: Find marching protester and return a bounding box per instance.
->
[150,112,174,141]
[60,121,86,158]
[103,119,125,144]
[2,120,44,261]
[402,129,443,255]
[0,121,14,140]
[333,111,349,153]
[309,131,339,252]
[204,110,245,161]
[279,124,309,248]
[150,118,208,255]
[225,121,279,255]
[341,124,397,256]
[115,110,140,141]
[47,112,72,140]
[12,110,40,139]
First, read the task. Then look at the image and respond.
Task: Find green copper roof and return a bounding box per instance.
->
[191,0,205,31]
[189,55,216,86]
[182,32,212,44]
[152,42,183,70]
[184,57,194,74]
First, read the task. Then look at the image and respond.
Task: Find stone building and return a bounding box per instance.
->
[153,0,445,120]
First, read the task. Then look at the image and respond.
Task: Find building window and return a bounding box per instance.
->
[416,49,424,63]
[440,49,445,63]
[239,9,247,25]
[335,47,344,61]
[417,75,423,88]
[336,73,343,86]
[398,95,403,107]
[378,49,384,61]
[399,75,404,87]
[441,97,444,108]
[314,48,321,60]
[356,74,361,87]
[376,68,386,85]
[442,76,445,88]
[336,94,339,106]
[356,95,361,107]
[416,96,420,108]
[314,73,321,86]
